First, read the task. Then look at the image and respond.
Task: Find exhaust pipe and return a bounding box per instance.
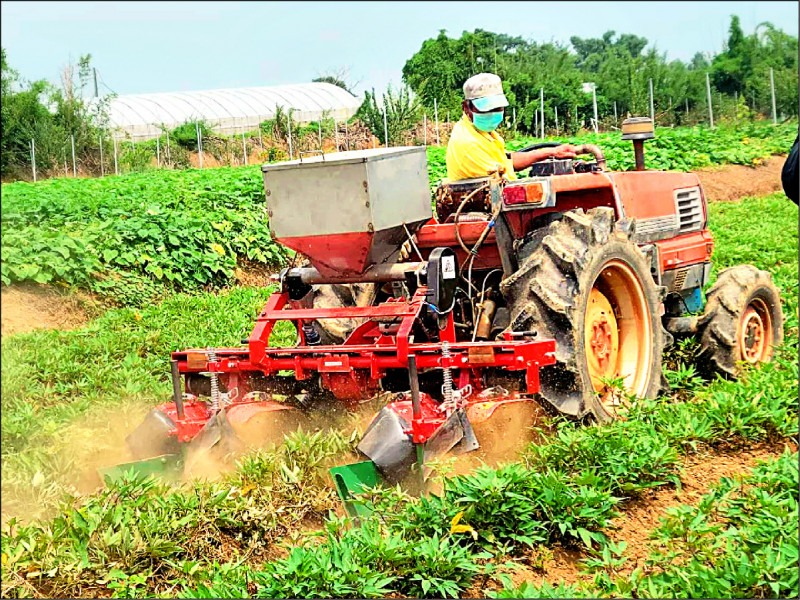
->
[574,144,607,170]
[621,117,655,171]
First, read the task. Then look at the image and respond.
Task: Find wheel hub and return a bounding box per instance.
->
[585,288,619,392]
[740,301,771,364]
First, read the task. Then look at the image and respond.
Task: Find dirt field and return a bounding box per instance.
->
[695,154,787,202]
[0,283,97,336]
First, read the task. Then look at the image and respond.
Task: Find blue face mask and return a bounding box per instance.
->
[472,110,503,132]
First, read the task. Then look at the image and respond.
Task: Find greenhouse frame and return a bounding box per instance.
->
[93,81,363,141]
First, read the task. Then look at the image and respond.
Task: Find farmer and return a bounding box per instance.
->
[445,72,579,181]
[781,134,798,205]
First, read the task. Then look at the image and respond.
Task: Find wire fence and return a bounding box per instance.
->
[5,70,792,184]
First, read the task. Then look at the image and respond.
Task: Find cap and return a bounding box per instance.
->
[463,73,509,111]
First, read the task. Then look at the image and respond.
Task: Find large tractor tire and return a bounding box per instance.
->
[697,265,783,377]
[500,208,670,422]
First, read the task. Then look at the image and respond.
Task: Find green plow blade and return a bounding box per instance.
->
[98,453,184,484]
[329,460,382,518]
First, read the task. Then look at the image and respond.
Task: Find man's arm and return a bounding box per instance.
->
[510,144,579,171]
[781,135,798,205]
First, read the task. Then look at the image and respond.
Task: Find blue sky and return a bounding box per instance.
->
[2,1,797,99]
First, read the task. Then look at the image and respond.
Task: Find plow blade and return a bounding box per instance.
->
[329,460,382,518]
[332,406,481,517]
[185,401,304,478]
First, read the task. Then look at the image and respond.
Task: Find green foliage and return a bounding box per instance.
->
[1,49,111,180]
[403,19,798,134]
[1,166,289,304]
[356,84,421,145]
[489,580,589,599]
[168,120,213,151]
[524,420,681,495]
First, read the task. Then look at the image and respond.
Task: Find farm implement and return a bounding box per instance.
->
[103,117,784,516]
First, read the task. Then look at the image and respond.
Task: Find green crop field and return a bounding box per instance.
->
[1,122,798,598]
[1,121,795,307]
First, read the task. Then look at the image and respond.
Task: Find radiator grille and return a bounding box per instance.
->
[673,268,688,290]
[673,186,704,233]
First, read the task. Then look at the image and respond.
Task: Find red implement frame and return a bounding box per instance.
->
[172,287,556,404]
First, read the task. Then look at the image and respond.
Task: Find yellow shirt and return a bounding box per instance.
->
[445,114,516,181]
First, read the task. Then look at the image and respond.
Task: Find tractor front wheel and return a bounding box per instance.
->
[501,208,670,422]
[697,265,783,377]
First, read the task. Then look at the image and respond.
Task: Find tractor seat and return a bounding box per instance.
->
[434,176,493,223]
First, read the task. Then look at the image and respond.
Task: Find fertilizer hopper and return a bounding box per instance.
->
[263,147,433,281]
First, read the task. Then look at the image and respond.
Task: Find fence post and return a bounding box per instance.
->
[71,134,77,176]
[113,137,119,175]
[705,72,714,128]
[30,139,37,182]
[196,122,203,168]
[100,135,105,176]
[534,110,538,138]
[614,101,618,124]
[156,137,160,168]
[540,88,544,138]
[770,67,777,125]
[554,105,559,135]
[685,98,689,117]
[287,113,293,160]
[242,133,248,166]
[434,98,440,146]
[383,106,389,148]
[334,120,339,152]
[592,86,598,135]
[512,106,516,133]
[649,78,654,125]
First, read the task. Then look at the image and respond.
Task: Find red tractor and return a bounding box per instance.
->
[109,118,783,511]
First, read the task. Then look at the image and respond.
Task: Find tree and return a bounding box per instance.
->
[356,84,420,145]
[312,66,360,95]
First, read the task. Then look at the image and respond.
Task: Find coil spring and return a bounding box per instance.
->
[442,340,453,405]
[208,350,221,414]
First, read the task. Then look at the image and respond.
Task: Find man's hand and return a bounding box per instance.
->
[551,144,579,159]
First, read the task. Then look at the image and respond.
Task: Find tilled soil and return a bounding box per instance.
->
[0,282,96,336]
[694,154,787,202]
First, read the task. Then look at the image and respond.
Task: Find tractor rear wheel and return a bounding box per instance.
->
[500,208,670,422]
[697,265,783,377]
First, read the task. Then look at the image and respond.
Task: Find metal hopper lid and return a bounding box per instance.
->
[261,146,425,172]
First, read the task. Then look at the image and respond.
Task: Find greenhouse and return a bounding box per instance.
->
[94,81,363,141]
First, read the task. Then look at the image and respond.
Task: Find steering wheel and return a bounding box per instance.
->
[514,141,562,153]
